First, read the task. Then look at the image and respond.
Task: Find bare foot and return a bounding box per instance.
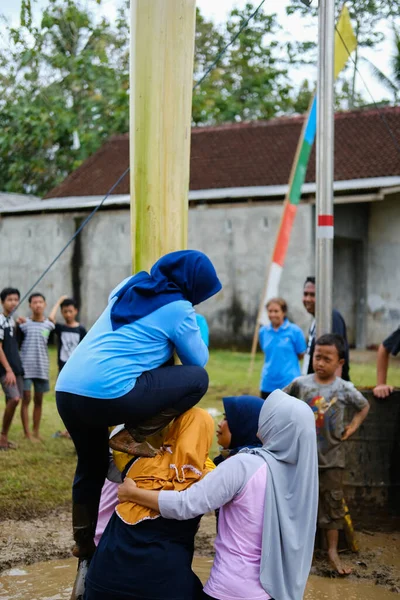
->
[32,434,43,442]
[109,429,158,458]
[328,549,352,575]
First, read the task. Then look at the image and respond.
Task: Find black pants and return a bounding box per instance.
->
[56,365,208,506]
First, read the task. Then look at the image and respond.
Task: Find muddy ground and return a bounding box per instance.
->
[1,510,400,593]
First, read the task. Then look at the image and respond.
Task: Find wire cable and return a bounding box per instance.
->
[193,0,267,91]
[17,166,130,308]
[14,1,269,308]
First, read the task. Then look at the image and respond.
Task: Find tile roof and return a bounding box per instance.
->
[45,106,400,199]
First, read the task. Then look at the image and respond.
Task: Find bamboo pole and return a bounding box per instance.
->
[130,0,196,273]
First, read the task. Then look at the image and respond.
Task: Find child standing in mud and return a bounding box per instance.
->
[284,333,370,575]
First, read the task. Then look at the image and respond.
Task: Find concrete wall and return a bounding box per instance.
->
[367,192,400,346]
[79,213,132,326]
[0,213,75,313]
[0,196,396,347]
[188,203,314,345]
[0,204,314,344]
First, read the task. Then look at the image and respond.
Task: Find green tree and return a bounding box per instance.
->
[192,3,293,124]
[192,8,226,125]
[291,79,313,114]
[286,0,400,107]
[0,0,129,195]
[364,27,400,104]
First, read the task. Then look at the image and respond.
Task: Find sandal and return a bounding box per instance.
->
[7,440,17,450]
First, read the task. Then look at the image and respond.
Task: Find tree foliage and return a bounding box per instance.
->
[0,0,129,195]
[286,0,400,107]
[192,4,292,124]
[0,0,397,196]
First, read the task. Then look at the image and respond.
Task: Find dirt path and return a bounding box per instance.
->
[1,511,399,593]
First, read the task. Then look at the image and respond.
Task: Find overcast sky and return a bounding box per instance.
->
[1,0,394,103]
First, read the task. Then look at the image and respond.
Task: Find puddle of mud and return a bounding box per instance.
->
[0,556,398,600]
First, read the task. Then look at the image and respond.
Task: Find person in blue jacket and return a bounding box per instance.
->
[259,297,306,399]
[55,250,222,562]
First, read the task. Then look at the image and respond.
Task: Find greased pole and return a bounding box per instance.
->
[130,0,196,271]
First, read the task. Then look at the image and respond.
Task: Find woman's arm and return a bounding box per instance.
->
[171,312,208,367]
[118,478,160,510]
[118,455,256,521]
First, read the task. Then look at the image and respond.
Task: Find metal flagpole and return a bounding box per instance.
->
[316,0,335,337]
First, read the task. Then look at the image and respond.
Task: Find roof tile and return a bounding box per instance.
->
[45,106,400,199]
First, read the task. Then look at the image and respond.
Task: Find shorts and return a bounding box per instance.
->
[23,378,50,393]
[0,374,24,401]
[318,468,345,530]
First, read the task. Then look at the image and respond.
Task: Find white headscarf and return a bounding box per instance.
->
[245,389,318,600]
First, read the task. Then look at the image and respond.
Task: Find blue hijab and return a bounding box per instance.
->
[110,250,222,330]
[224,395,264,454]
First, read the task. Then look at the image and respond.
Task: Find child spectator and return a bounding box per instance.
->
[0,288,24,451]
[284,333,369,575]
[49,295,87,372]
[19,293,55,440]
[259,297,306,399]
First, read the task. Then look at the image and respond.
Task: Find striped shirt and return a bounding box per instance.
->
[19,318,55,380]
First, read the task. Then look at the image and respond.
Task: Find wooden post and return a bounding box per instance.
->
[130,0,196,273]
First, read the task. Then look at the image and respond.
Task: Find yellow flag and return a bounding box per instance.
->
[334,4,357,80]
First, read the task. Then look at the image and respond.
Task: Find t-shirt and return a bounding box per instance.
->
[54,323,87,368]
[383,327,400,357]
[19,318,55,380]
[284,374,368,469]
[55,297,208,400]
[0,314,24,377]
[259,318,306,392]
[195,314,209,347]
[302,309,350,381]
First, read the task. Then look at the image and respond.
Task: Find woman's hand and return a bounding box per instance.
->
[118,478,138,503]
[118,478,161,511]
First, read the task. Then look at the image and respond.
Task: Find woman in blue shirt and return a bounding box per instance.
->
[55,250,221,563]
[259,297,306,399]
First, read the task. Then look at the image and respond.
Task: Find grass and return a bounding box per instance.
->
[1,347,399,520]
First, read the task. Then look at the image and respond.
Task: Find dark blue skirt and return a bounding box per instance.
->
[85,511,203,600]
